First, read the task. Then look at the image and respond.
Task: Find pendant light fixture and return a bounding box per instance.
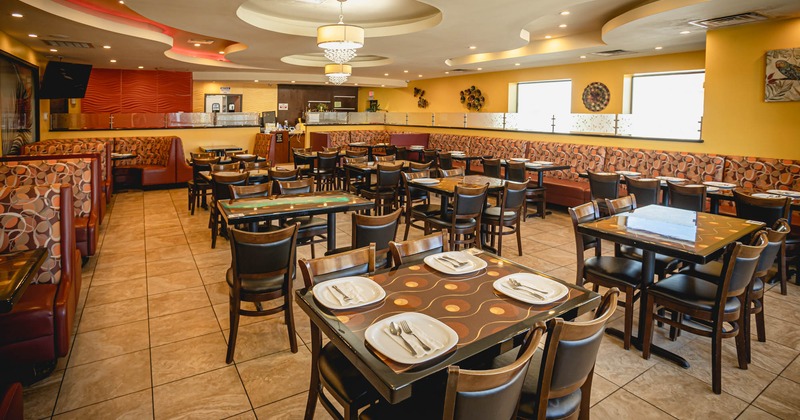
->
[317,0,364,64]
[325,63,352,85]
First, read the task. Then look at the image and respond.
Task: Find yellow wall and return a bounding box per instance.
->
[703,18,800,159]
[192,81,278,113]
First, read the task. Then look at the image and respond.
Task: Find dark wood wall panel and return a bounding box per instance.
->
[277,85,358,124]
[82,69,192,113]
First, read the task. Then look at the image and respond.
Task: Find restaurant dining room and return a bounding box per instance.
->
[2,0,800,419]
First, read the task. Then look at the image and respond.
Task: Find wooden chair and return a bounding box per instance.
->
[401,170,441,240]
[230,182,272,199]
[374,154,396,163]
[482,158,502,178]
[210,162,240,173]
[642,232,768,394]
[666,182,706,212]
[299,245,379,420]
[426,184,488,251]
[408,161,432,172]
[268,167,299,195]
[342,156,369,194]
[210,172,249,249]
[505,161,527,183]
[190,152,216,160]
[244,160,270,170]
[313,150,339,191]
[439,167,464,178]
[188,156,219,215]
[587,171,620,216]
[423,149,438,168]
[278,178,327,258]
[225,223,299,363]
[345,148,368,158]
[361,163,403,215]
[624,176,660,207]
[438,152,454,170]
[569,201,643,350]
[389,232,449,266]
[481,180,526,257]
[327,209,401,268]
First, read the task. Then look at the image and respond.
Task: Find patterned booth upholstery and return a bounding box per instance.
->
[0,155,102,257]
[524,142,607,207]
[606,149,725,182]
[429,133,473,153]
[309,131,352,151]
[722,156,800,190]
[349,129,390,145]
[0,184,80,373]
[253,133,271,158]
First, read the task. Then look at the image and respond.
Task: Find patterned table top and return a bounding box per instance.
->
[218,191,373,223]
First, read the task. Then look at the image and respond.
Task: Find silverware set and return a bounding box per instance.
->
[505,278,548,300]
[388,320,432,355]
[436,255,470,269]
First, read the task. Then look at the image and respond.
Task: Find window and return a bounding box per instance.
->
[628,71,705,139]
[515,79,571,131]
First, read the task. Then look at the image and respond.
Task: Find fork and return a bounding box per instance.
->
[505,282,545,300]
[400,320,432,351]
[436,257,462,269]
[440,255,469,267]
[508,278,548,295]
[331,285,352,302]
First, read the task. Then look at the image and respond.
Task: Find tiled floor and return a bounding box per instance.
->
[21,188,800,419]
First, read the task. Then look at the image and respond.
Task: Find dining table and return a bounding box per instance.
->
[343,160,413,188]
[200,145,243,157]
[296,248,600,412]
[706,187,800,219]
[501,160,571,187]
[577,205,765,367]
[348,143,391,161]
[199,169,271,184]
[408,175,506,218]
[216,190,374,249]
[450,154,484,175]
[0,248,48,313]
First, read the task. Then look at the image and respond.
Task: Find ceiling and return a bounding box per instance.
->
[3,0,800,87]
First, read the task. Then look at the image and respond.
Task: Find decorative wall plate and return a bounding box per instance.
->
[582,82,610,112]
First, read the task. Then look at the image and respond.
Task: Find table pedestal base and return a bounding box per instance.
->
[605,327,690,368]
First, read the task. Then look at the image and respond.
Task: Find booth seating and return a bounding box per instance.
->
[0,154,102,257]
[113,136,192,185]
[0,184,80,380]
[0,383,23,419]
[309,130,425,151]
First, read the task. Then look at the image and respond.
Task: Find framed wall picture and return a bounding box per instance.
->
[765,48,800,102]
[0,51,39,155]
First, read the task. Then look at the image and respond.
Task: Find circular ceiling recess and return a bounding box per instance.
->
[282,53,393,67]
[237,0,442,37]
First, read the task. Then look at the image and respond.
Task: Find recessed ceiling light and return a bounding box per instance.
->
[680,30,691,34]
[545,35,552,39]
[384,73,389,76]
[381,84,385,87]
[218,51,224,54]
[11,13,23,18]
[291,81,296,83]
[354,83,358,86]
[580,55,586,59]
[103,45,111,49]
[477,68,482,71]
[560,11,570,16]
[194,43,201,47]
[469,46,477,50]
[514,63,520,66]
[138,66,144,69]
[110,59,117,63]
[119,1,124,4]
[445,71,450,74]
[655,46,663,50]
[418,74,423,77]
[254,80,259,82]
[403,70,408,73]
[50,49,57,52]
[28,34,37,38]
[559,24,567,28]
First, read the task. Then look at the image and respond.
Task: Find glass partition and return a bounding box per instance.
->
[465,112,504,129]
[407,112,433,126]
[50,112,261,130]
[434,113,464,128]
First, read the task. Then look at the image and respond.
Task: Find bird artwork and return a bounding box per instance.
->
[765,48,800,102]
[775,60,800,80]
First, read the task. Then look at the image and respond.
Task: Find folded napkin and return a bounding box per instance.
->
[327,281,369,306]
[437,255,474,272]
[383,321,444,359]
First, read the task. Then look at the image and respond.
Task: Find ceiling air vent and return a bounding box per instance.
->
[42,40,94,48]
[689,12,768,29]
[450,69,474,72]
[188,39,215,45]
[591,50,636,57]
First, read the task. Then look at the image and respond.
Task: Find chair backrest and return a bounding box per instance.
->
[402,170,433,206]
[191,152,216,160]
[408,161,432,172]
[344,155,368,165]
[624,176,659,207]
[717,231,768,301]
[528,289,619,419]
[506,161,527,183]
[440,167,464,178]
[226,150,248,157]
[501,180,528,215]
[211,172,249,202]
[231,154,257,163]
[345,148,367,158]
[733,189,791,228]
[317,151,339,173]
[569,202,602,284]
[269,168,299,182]
[299,244,376,288]
[293,150,313,169]
[389,232,450,266]
[375,154,396,162]
[753,220,790,280]
[192,156,220,181]
[453,184,489,221]
[244,160,269,170]
[323,146,341,153]
[395,146,408,161]
[211,162,239,173]
[376,163,404,189]
[444,323,547,420]
[438,152,454,170]
[353,209,401,267]
[604,194,637,215]
[278,178,315,195]
[667,182,706,212]
[228,223,298,293]
[231,182,272,199]
[423,149,438,166]
[482,158,502,178]
[587,171,620,201]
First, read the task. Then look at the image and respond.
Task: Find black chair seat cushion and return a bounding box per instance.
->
[584,256,643,287]
[619,245,681,276]
[226,268,283,293]
[319,343,378,405]
[649,274,741,314]
[427,216,477,230]
[411,203,441,217]
[284,216,327,238]
[409,188,429,200]
[483,206,517,221]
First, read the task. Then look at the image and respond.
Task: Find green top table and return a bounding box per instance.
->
[0,248,48,313]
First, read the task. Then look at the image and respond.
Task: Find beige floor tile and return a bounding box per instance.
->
[98,238,146,255]
[735,336,799,376]
[149,305,221,347]
[226,410,257,420]
[238,348,312,408]
[592,338,659,386]
[194,249,232,268]
[753,376,800,419]
[151,331,229,385]
[624,363,748,419]
[590,389,672,419]
[91,262,148,286]
[78,297,148,333]
[213,301,265,330]
[736,405,781,420]
[147,269,204,295]
[94,249,146,270]
[144,225,185,238]
[185,229,213,245]
[781,355,800,383]
[206,281,229,305]
[545,266,578,283]
[223,317,295,363]
[146,243,194,262]
[757,315,800,351]
[512,255,562,272]
[85,277,147,307]
[152,366,251,419]
[22,369,64,419]
[53,389,153,420]
[533,247,578,267]
[589,373,619,407]
[254,392,334,420]
[148,285,211,318]
[146,257,199,278]
[55,350,151,414]
[199,264,230,285]
[69,320,149,367]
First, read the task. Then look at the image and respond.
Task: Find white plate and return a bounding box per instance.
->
[312,277,386,310]
[449,150,464,154]
[510,158,529,162]
[703,181,736,189]
[615,171,641,176]
[236,154,255,158]
[364,313,458,365]
[594,172,615,176]
[766,189,800,198]
[424,251,488,275]
[655,176,685,182]
[705,186,720,192]
[493,273,570,305]
[530,161,553,165]
[638,178,658,182]
[411,178,440,185]
[409,146,424,150]
[752,193,785,199]
[350,142,366,146]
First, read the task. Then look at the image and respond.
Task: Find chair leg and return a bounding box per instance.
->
[516,222,523,256]
[226,298,240,364]
[211,212,219,249]
[310,241,316,259]
[755,295,766,343]
[624,289,634,350]
[711,323,723,394]
[779,244,788,295]
[642,294,655,359]
[305,322,323,420]
[285,296,298,353]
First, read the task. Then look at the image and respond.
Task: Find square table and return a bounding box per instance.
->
[503,161,571,187]
[0,248,48,313]
[348,143,391,161]
[577,205,764,367]
[451,154,484,175]
[296,250,599,409]
[706,187,800,219]
[408,175,506,218]
[342,160,412,188]
[201,145,243,157]
[217,191,374,249]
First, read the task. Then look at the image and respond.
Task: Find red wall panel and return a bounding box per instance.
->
[82,69,192,113]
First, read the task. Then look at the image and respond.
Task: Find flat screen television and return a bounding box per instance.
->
[40,61,92,99]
